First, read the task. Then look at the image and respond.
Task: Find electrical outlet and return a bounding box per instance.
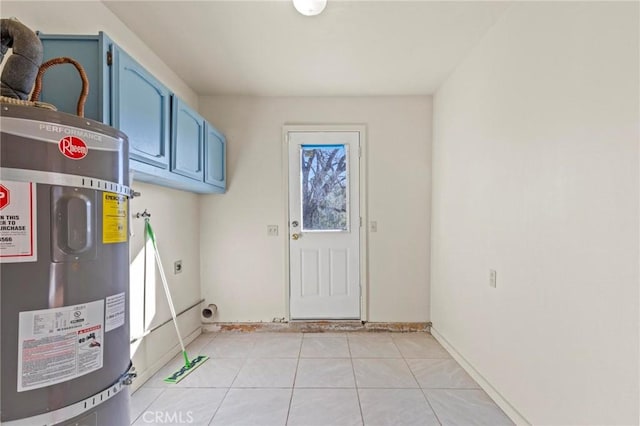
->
[489,269,497,288]
[370,221,378,232]
[267,225,278,236]
[174,260,183,274]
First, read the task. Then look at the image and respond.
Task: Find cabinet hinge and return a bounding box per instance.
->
[106,51,113,66]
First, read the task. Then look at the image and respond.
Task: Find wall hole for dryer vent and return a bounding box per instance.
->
[202,304,218,323]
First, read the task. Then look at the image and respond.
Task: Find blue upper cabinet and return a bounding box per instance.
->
[112,46,171,170]
[205,123,226,190]
[38,32,226,194]
[171,97,204,181]
[37,32,112,123]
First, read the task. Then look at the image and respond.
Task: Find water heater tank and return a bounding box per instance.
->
[0,103,132,425]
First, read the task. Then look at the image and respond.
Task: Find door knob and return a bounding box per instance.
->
[291,233,300,240]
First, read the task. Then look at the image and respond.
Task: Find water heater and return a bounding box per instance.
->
[0,103,133,425]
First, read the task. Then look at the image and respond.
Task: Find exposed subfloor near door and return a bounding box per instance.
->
[130,332,513,425]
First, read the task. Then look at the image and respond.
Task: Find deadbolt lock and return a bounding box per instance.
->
[292,233,300,240]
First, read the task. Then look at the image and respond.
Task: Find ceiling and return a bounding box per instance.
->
[102,1,510,97]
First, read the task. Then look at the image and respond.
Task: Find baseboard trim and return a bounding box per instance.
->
[202,321,431,333]
[431,327,530,426]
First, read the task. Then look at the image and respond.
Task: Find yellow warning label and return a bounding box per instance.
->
[103,192,127,244]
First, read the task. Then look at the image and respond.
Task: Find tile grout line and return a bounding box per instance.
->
[347,334,366,426]
[205,385,233,425]
[284,334,304,425]
[206,339,254,426]
[398,339,444,426]
[130,387,167,425]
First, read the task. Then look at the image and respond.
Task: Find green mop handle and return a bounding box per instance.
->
[145,219,190,367]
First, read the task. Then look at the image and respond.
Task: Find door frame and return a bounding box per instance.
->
[282,124,368,321]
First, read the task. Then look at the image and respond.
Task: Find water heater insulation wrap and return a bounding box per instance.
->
[0,103,131,425]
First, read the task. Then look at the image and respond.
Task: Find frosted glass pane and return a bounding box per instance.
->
[301,145,348,231]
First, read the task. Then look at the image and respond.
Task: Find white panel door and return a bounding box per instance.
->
[288,131,360,319]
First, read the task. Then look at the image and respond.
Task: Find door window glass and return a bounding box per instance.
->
[300,144,349,232]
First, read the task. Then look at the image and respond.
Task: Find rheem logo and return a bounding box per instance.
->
[58,136,88,160]
[0,185,9,210]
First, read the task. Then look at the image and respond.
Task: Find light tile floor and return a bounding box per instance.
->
[130,332,514,426]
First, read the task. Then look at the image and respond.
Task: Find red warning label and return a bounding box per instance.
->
[0,181,37,263]
[0,184,9,210]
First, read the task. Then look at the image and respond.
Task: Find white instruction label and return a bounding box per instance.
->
[105,292,126,332]
[17,300,104,392]
[0,180,37,263]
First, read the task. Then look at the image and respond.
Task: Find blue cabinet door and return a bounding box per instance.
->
[171,97,204,181]
[112,46,170,169]
[204,123,226,191]
[38,32,111,124]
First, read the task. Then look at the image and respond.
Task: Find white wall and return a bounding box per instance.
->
[2,0,198,108]
[199,96,432,323]
[3,0,202,389]
[128,183,201,389]
[431,2,639,424]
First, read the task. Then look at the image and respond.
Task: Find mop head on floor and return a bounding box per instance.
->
[164,352,209,384]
